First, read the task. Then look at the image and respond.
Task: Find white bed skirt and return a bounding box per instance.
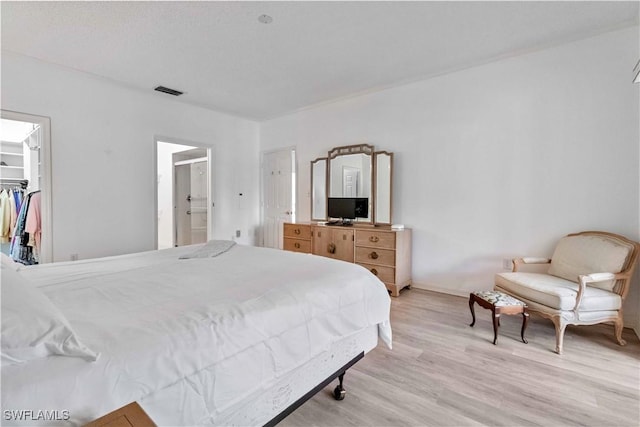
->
[140,325,379,426]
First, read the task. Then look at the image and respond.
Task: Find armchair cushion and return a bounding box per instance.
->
[496,272,621,311]
[547,235,634,292]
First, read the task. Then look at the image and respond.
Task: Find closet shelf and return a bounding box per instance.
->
[0,152,24,157]
[0,165,23,169]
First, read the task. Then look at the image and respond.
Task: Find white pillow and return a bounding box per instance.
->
[178,240,236,259]
[1,264,99,365]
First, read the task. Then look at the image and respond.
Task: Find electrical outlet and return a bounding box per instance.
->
[503,258,512,270]
[236,230,241,238]
[70,253,78,261]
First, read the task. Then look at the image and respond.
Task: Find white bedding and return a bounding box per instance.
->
[2,244,391,426]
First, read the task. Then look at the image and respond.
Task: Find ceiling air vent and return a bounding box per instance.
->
[154,86,184,96]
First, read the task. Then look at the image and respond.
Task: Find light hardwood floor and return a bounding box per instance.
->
[281,289,640,427]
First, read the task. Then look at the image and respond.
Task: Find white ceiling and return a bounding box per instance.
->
[2,1,638,121]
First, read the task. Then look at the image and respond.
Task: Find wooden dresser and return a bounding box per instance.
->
[354,228,411,297]
[283,223,411,296]
[283,223,312,253]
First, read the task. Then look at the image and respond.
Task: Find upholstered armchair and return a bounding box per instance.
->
[495,231,639,354]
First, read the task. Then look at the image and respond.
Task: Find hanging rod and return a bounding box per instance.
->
[0,178,28,189]
[0,177,28,182]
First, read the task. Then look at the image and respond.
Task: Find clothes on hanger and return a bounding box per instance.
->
[10,190,39,265]
[25,191,41,258]
[13,188,23,217]
[8,189,17,238]
[0,189,10,243]
[0,187,25,243]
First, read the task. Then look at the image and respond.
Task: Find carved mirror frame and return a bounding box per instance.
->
[311,143,393,225]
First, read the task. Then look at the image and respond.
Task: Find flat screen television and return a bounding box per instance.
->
[327,197,369,220]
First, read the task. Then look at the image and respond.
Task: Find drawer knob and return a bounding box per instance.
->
[371,268,378,276]
[294,228,301,235]
[369,251,379,260]
[369,236,379,243]
[294,242,301,249]
[328,243,336,254]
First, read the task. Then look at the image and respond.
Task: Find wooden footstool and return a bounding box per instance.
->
[469,290,529,345]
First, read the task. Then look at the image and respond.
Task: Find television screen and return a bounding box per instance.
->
[354,198,369,218]
[328,198,368,219]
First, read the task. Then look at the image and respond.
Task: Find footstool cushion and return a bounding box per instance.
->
[472,290,527,307]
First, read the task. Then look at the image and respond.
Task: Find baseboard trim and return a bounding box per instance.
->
[409,282,470,298]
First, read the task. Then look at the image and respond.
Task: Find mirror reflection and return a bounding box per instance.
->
[329,154,371,198]
[374,152,393,224]
[311,158,327,220]
[329,150,372,223]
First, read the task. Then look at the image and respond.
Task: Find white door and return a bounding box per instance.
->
[342,166,359,197]
[189,160,208,244]
[174,159,208,246]
[174,164,191,246]
[262,149,294,249]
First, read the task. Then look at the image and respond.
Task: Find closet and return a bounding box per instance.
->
[1,118,43,264]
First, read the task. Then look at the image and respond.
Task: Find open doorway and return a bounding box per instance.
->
[155,139,214,249]
[0,110,52,263]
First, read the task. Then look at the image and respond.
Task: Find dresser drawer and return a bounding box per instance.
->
[283,238,312,253]
[284,223,311,240]
[355,247,395,267]
[355,230,395,249]
[358,263,395,284]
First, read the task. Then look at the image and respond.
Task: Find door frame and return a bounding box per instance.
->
[1,110,53,263]
[260,146,296,247]
[153,135,215,249]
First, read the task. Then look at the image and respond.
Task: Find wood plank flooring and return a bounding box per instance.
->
[281,289,640,427]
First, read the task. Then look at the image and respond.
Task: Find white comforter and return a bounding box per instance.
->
[2,244,391,425]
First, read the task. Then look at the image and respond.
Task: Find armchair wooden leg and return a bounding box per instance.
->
[553,318,567,355]
[614,317,627,346]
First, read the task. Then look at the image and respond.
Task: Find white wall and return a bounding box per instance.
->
[1,52,261,261]
[261,27,640,324]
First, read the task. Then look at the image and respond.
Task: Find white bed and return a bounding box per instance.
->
[1,242,392,426]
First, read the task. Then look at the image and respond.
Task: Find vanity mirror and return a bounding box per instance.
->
[373,151,393,225]
[310,158,327,221]
[328,144,373,223]
[310,143,393,225]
